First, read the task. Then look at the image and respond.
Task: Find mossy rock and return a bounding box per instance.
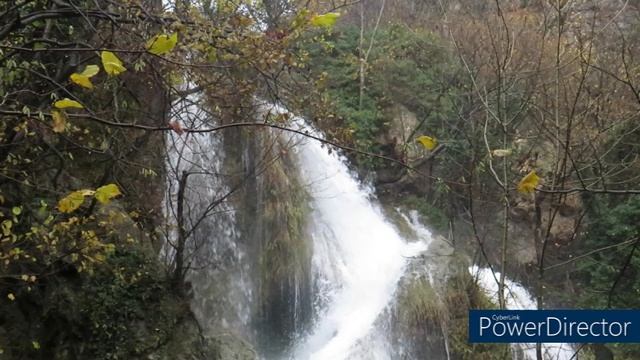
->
[255,134,313,353]
[392,257,509,360]
[146,319,256,360]
[217,127,313,355]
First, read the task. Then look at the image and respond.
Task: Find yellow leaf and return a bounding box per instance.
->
[32,341,40,350]
[101,51,127,76]
[70,74,93,89]
[54,98,83,109]
[310,12,340,28]
[416,135,437,150]
[517,170,540,194]
[58,189,95,213]
[51,109,67,133]
[70,65,100,89]
[492,149,512,157]
[147,32,178,55]
[79,64,100,77]
[7,293,15,301]
[95,183,122,204]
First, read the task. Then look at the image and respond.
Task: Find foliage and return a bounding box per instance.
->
[57,184,121,212]
[54,98,84,109]
[101,51,127,76]
[0,0,358,355]
[77,248,182,359]
[577,196,640,309]
[0,0,321,357]
[146,33,178,56]
[304,24,463,168]
[400,195,449,233]
[0,194,118,282]
[0,244,187,359]
[70,65,100,89]
[2,0,638,358]
[571,196,640,359]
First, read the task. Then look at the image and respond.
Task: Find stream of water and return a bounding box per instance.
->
[169,100,575,359]
[471,266,575,360]
[281,110,428,359]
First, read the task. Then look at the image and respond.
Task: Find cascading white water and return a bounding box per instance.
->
[168,99,575,360]
[165,93,255,340]
[258,106,429,359]
[471,266,575,360]
[166,99,432,358]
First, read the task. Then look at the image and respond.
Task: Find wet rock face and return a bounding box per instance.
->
[178,118,314,357]
[379,104,420,161]
[506,192,584,267]
[371,103,443,198]
[375,105,421,186]
[391,275,449,360]
[222,128,314,355]
[254,135,313,354]
[146,314,257,360]
[389,235,458,360]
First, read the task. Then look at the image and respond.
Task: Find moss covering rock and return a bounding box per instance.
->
[391,247,509,360]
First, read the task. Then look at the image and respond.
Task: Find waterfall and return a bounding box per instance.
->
[471,266,575,360]
[280,110,429,359]
[167,99,571,360]
[165,99,430,357]
[165,94,255,342]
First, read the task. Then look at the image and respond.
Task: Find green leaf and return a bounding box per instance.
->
[310,12,340,28]
[11,206,21,216]
[95,184,121,204]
